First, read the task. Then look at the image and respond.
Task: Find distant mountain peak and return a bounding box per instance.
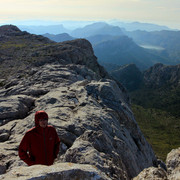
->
[43,32,74,42]
[71,22,124,38]
[109,20,171,31]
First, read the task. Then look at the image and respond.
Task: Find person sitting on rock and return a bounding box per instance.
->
[18,110,60,166]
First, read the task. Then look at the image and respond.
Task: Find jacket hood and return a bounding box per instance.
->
[35,111,48,127]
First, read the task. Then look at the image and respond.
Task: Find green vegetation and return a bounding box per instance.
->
[0,41,27,49]
[130,87,180,117]
[0,34,55,80]
[130,85,180,161]
[132,104,180,161]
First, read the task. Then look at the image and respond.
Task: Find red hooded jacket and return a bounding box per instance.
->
[18,111,60,166]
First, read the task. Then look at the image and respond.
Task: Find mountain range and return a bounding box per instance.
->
[125,30,180,63]
[25,22,180,70]
[0,24,179,180]
[109,20,172,31]
[92,36,169,70]
[70,22,124,38]
[17,20,174,33]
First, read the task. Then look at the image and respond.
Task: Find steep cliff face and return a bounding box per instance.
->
[0,25,156,180]
[143,63,180,88]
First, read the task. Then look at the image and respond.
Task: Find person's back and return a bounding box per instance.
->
[18,111,60,166]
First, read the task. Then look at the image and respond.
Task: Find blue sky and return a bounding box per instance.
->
[0,0,180,29]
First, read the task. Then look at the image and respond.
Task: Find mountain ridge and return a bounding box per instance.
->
[93,36,168,70]
[42,31,176,70]
[14,20,175,33]
[70,22,124,38]
[43,33,74,42]
[125,30,180,63]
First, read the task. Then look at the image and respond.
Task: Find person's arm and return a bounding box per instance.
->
[53,129,60,159]
[18,133,35,166]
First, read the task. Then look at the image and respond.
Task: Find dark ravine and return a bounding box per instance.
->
[0,25,178,180]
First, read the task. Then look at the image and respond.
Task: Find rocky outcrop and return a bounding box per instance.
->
[133,148,180,180]
[166,147,180,180]
[0,163,111,180]
[0,25,25,36]
[143,63,180,88]
[0,25,156,180]
[133,166,168,180]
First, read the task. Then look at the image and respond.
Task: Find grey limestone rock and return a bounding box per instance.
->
[0,95,35,125]
[166,148,180,180]
[0,163,111,180]
[133,147,180,180]
[133,167,168,180]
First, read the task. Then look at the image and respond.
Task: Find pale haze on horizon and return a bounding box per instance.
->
[0,0,180,29]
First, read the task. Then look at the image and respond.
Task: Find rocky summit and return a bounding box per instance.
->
[0,25,169,179]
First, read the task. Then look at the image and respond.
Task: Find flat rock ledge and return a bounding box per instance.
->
[0,162,111,180]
